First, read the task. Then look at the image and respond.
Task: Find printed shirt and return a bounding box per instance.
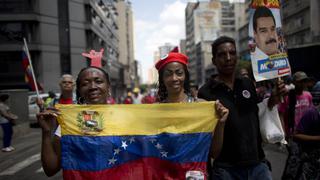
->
[278,91,313,129]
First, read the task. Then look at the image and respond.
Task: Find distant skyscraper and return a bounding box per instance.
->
[158,43,175,58]
[185,0,221,85]
[116,0,136,90]
[179,39,187,55]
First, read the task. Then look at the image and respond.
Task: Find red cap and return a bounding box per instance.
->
[155,52,189,71]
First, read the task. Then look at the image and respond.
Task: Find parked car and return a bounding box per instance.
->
[28,93,59,122]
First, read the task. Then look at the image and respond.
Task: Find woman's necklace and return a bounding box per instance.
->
[165,93,188,103]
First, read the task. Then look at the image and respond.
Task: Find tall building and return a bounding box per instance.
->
[115,0,135,91]
[158,43,174,58]
[195,41,214,85]
[281,0,320,79]
[185,0,221,85]
[149,51,160,85]
[179,39,186,55]
[147,43,174,85]
[237,0,251,60]
[0,0,125,97]
[220,0,236,38]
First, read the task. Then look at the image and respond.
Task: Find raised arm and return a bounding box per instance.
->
[37,108,61,176]
[211,100,229,159]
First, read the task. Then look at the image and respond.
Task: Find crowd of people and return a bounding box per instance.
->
[1,35,319,179]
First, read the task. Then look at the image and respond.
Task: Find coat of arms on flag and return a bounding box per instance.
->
[57,102,218,180]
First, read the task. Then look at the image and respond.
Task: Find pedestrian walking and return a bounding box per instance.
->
[0,94,18,152]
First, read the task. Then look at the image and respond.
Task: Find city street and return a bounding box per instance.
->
[0,129,62,180]
[0,127,288,180]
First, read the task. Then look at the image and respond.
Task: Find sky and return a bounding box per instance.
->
[130,0,196,83]
[130,0,241,83]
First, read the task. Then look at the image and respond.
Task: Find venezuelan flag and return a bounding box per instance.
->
[22,49,42,91]
[57,102,218,180]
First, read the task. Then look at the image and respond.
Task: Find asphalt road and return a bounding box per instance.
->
[0,129,62,180]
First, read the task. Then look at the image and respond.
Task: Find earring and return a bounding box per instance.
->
[78,97,86,104]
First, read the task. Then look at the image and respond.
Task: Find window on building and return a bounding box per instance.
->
[0,0,34,13]
[0,22,34,43]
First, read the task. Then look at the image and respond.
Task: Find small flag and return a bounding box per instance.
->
[22,46,42,91]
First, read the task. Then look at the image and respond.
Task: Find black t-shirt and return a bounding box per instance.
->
[198,77,265,167]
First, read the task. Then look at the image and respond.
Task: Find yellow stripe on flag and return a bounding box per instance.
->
[56,101,217,136]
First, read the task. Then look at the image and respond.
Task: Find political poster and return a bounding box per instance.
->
[248,0,291,82]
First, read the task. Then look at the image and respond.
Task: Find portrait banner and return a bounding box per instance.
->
[56,102,218,180]
[248,0,291,82]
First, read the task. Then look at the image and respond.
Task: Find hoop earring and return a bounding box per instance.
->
[78,97,86,104]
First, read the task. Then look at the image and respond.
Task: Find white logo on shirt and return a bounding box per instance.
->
[242,90,251,99]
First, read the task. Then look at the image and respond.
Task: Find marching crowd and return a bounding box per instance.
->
[1,36,319,180]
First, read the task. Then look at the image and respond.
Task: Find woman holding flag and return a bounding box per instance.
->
[37,66,112,176]
[155,49,229,165]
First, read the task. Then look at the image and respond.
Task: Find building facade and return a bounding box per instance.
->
[185,0,221,85]
[281,0,320,79]
[0,0,128,97]
[158,43,174,58]
[115,0,136,91]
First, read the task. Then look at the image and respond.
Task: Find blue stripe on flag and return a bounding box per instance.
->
[61,132,211,171]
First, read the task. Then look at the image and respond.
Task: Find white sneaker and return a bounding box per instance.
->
[2,147,14,152]
[8,146,15,151]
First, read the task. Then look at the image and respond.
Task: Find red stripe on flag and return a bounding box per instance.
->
[63,157,208,180]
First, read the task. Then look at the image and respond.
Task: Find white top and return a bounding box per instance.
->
[0,102,9,124]
[55,125,61,137]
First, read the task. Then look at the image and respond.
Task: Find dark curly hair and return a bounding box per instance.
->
[211,36,236,59]
[76,66,110,104]
[157,65,191,102]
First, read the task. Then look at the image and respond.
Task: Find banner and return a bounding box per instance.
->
[57,102,218,180]
[248,0,291,82]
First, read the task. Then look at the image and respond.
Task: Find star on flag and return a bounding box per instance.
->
[155,143,163,149]
[160,151,168,157]
[121,141,128,150]
[114,148,121,155]
[129,137,135,143]
[108,157,117,165]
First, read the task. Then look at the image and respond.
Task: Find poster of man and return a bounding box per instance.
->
[253,6,278,56]
[248,0,291,82]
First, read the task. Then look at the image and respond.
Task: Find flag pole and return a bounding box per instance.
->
[23,38,40,98]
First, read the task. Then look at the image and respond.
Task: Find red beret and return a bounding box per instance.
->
[155,52,189,71]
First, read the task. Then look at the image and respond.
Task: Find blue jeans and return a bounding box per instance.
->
[1,122,13,148]
[211,162,272,180]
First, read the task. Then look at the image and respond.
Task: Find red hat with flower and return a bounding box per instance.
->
[155,47,189,71]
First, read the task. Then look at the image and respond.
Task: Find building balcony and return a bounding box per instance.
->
[281,2,309,19]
